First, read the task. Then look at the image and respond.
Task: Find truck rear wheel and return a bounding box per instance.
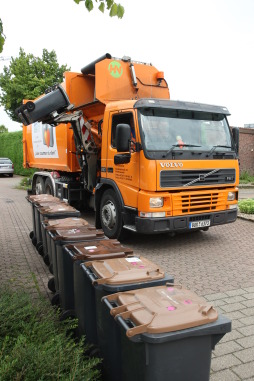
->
[100,189,123,239]
[35,176,45,194]
[45,177,54,195]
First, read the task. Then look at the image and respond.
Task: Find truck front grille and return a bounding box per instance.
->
[160,169,235,188]
[172,190,226,215]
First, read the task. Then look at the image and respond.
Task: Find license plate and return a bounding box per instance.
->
[189,220,210,229]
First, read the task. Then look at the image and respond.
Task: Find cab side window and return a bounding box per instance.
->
[111,113,135,148]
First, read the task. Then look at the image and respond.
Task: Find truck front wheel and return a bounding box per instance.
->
[100,189,123,239]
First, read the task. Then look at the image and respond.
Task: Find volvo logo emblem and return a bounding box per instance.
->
[160,162,183,168]
[199,174,205,181]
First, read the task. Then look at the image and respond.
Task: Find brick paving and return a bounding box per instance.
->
[0,175,254,380]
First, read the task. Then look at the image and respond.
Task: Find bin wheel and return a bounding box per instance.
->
[43,254,50,266]
[29,231,34,239]
[36,241,42,250]
[49,264,53,274]
[32,236,37,246]
[51,292,60,306]
[48,277,56,293]
[59,310,76,321]
[100,189,123,239]
[37,245,44,256]
[87,345,101,358]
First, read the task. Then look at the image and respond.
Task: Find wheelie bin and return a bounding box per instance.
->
[47,226,105,306]
[58,240,134,320]
[26,194,61,246]
[41,217,89,268]
[75,256,174,379]
[102,284,231,381]
[36,203,80,254]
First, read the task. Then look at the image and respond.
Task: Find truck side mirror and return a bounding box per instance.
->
[116,124,131,152]
[232,127,239,155]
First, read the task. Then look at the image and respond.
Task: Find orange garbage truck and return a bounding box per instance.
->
[18,54,240,239]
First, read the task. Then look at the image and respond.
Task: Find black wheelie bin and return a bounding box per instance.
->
[59,240,134,320]
[103,284,231,381]
[75,256,174,380]
[47,226,105,307]
[37,203,80,254]
[26,194,61,247]
[41,217,89,268]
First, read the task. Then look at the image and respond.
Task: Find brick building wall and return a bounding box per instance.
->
[237,127,254,176]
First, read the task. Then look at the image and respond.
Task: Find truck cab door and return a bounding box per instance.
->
[106,111,140,208]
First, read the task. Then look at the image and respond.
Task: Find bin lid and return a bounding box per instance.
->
[50,226,105,241]
[106,284,218,337]
[86,256,165,285]
[35,201,63,209]
[65,239,133,260]
[26,194,60,204]
[39,203,79,215]
[43,217,89,229]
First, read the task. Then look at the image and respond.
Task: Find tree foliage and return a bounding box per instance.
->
[0,19,5,53]
[0,124,8,133]
[74,0,124,18]
[0,48,69,122]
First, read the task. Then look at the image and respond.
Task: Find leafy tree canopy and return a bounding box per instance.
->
[0,48,69,122]
[75,0,124,18]
[0,19,5,53]
[0,124,8,133]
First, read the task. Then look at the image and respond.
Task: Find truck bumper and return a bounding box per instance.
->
[135,209,238,234]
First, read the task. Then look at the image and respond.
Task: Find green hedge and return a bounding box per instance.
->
[0,131,36,176]
[238,199,254,214]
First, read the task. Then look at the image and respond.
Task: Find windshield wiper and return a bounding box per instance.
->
[162,144,201,158]
[207,145,232,157]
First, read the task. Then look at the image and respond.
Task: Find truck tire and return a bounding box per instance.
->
[45,177,54,195]
[100,189,123,239]
[35,176,45,194]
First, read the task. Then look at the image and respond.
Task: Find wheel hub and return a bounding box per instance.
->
[101,201,116,229]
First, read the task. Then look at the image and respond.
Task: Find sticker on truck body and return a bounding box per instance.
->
[32,122,59,158]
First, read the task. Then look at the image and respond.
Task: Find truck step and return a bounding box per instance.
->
[123,224,137,232]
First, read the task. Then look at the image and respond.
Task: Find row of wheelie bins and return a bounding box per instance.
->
[27,194,231,381]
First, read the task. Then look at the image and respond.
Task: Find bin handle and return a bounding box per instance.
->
[82,265,99,284]
[93,271,117,285]
[146,268,161,276]
[116,311,158,337]
[110,301,141,317]
[199,305,216,316]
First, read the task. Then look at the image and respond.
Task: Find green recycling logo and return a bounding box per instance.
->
[108,61,123,78]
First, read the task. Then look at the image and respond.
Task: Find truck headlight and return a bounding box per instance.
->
[227,192,236,201]
[149,197,163,208]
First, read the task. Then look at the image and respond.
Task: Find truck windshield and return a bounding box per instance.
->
[138,108,233,157]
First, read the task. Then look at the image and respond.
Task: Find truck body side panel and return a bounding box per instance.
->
[23,122,80,172]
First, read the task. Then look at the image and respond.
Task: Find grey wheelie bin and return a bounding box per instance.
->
[48,226,105,306]
[41,217,89,268]
[103,284,231,381]
[26,194,60,246]
[37,203,80,255]
[59,240,134,320]
[75,256,174,379]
